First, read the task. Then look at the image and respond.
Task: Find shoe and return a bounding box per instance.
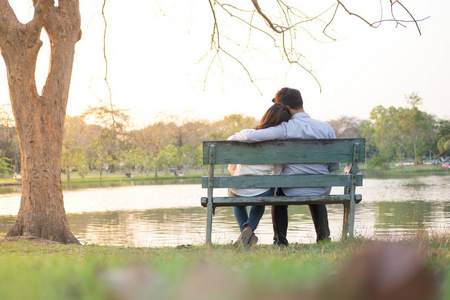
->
[248,234,258,247]
[273,237,289,246]
[233,226,253,247]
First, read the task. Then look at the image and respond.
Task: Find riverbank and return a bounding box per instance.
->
[0,164,448,187]
[0,172,207,187]
[0,231,448,300]
[363,164,450,177]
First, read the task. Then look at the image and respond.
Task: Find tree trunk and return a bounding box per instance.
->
[0,0,81,244]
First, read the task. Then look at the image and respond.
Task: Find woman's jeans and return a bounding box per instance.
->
[229,188,275,232]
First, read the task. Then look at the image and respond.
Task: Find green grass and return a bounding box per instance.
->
[361,163,449,176]
[0,163,447,186]
[61,171,205,182]
[0,231,448,300]
[0,177,21,185]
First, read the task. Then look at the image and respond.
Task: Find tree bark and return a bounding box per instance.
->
[0,0,81,244]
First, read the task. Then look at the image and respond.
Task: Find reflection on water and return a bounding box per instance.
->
[0,174,449,246]
[0,177,201,195]
[62,177,201,191]
[0,185,21,195]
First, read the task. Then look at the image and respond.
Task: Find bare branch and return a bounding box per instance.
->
[220,48,262,94]
[208,0,219,49]
[251,0,283,33]
[214,2,277,43]
[101,0,120,128]
[336,1,375,28]
[370,16,430,28]
[203,50,219,90]
[394,1,423,35]
[331,0,426,35]
[323,4,339,41]
[206,0,427,94]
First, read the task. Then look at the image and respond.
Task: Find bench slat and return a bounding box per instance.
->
[201,194,362,207]
[203,138,365,165]
[201,174,363,189]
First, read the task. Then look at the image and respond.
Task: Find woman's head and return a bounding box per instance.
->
[254,103,291,130]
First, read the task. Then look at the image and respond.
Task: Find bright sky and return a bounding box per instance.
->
[1,0,449,128]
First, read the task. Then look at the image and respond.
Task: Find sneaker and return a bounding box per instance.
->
[233,226,253,247]
[273,237,289,247]
[248,234,258,247]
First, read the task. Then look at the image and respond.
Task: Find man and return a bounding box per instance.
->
[229,87,340,245]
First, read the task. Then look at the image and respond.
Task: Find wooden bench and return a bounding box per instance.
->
[201,138,365,244]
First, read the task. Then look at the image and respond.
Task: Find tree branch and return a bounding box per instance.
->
[251,0,283,33]
[0,1,17,47]
[206,0,427,94]
[393,0,422,35]
[335,1,375,28]
[30,0,54,30]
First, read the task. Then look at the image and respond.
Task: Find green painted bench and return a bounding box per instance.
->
[201,138,365,244]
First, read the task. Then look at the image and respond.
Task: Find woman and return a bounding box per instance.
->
[228,103,291,246]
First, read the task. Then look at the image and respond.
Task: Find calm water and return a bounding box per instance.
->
[0,174,449,246]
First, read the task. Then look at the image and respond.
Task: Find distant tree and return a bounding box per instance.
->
[0,150,13,177]
[177,120,213,148]
[327,116,363,138]
[122,147,146,174]
[367,106,401,168]
[359,120,377,160]
[82,105,129,174]
[61,144,85,181]
[179,144,201,174]
[157,144,179,174]
[210,114,258,140]
[399,94,435,164]
[129,122,177,177]
[62,115,92,180]
[433,120,450,156]
[0,104,20,172]
[364,94,437,168]
[437,135,450,156]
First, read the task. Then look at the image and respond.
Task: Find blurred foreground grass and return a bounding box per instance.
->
[0,231,448,300]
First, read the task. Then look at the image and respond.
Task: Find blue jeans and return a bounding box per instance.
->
[229,188,275,232]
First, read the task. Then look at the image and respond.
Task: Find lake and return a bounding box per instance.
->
[0,173,449,246]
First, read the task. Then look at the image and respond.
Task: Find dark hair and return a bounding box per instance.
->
[254,103,291,130]
[273,87,303,109]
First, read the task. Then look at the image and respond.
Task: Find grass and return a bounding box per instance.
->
[0,231,448,300]
[361,163,450,175]
[0,171,207,186]
[0,164,447,187]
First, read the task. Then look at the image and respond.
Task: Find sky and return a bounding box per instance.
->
[1,0,449,128]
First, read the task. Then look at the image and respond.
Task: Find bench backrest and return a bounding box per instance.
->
[202,138,365,189]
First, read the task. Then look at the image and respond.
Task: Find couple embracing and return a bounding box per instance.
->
[227,87,340,246]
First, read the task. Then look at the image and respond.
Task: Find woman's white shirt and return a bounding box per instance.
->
[228,163,282,197]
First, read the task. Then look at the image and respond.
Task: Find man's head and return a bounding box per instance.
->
[272,87,303,110]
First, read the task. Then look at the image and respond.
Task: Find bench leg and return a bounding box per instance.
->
[349,198,355,239]
[206,200,213,244]
[342,203,350,240]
